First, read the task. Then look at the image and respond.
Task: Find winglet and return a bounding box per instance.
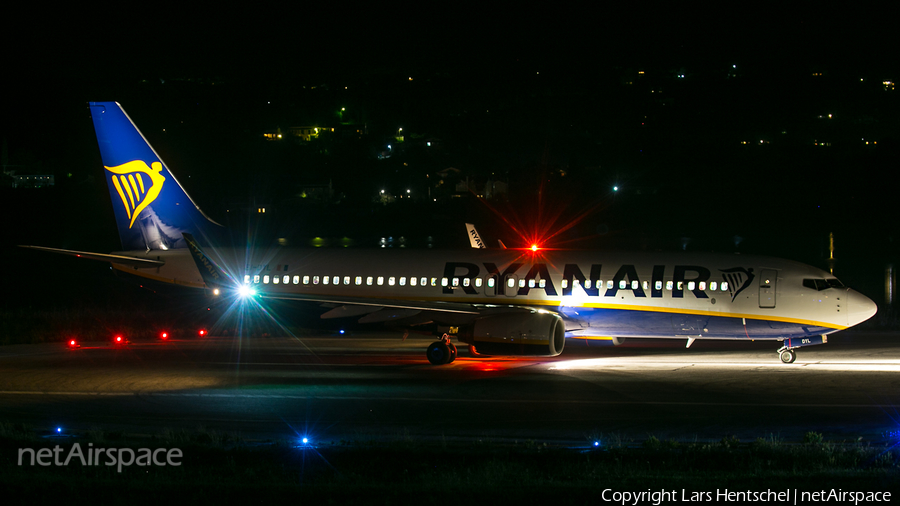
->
[183,233,228,287]
[465,223,487,249]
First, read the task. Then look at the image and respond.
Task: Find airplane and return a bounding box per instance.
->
[22,102,878,365]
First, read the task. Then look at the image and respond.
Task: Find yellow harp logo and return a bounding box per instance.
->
[105,160,166,228]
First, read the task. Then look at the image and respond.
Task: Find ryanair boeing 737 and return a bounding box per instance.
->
[22,102,878,365]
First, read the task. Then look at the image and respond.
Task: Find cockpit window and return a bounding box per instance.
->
[803,278,844,291]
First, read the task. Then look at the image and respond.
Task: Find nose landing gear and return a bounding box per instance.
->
[776,335,828,363]
[426,333,458,365]
[778,348,796,364]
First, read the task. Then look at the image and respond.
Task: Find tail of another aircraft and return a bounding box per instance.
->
[88,101,220,251]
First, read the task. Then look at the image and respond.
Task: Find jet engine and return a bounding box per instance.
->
[459,312,565,357]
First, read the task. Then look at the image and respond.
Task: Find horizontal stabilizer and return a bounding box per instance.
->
[18,245,165,268]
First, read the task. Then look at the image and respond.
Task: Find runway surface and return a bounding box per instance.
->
[1,331,899,445]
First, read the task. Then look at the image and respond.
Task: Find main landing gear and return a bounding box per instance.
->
[426,333,458,365]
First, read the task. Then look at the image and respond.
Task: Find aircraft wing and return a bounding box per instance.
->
[18,245,165,268]
[182,233,551,323]
[263,291,481,315]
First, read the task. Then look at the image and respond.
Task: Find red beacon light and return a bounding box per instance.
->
[67,339,80,349]
[198,329,207,337]
[160,331,169,340]
[530,244,540,252]
[113,335,129,346]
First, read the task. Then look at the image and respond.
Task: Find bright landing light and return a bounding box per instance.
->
[238,285,256,298]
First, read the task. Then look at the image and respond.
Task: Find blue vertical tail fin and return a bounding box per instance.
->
[88,101,220,251]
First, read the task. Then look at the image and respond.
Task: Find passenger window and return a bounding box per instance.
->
[687,281,695,291]
[293,276,300,284]
[400,277,407,286]
[263,275,270,284]
[333,276,340,285]
[410,277,417,286]
[721,282,728,291]
[528,279,535,288]
[377,276,384,286]
[244,275,251,284]
[698,281,705,291]
[642,281,649,290]
[355,276,362,285]
[303,275,310,285]
[452,277,459,287]
[343,276,350,285]
[366,276,373,286]
[463,278,471,287]
[539,279,546,288]
[431,278,437,287]
[666,281,673,290]
[607,280,613,289]
[421,277,427,286]
[631,280,639,290]
[475,278,483,287]
[677,281,683,290]
[284,275,290,284]
[561,280,568,289]
[709,281,717,291]
[254,275,260,284]
[389,277,395,286]
[507,278,516,288]
[441,278,448,287]
[273,276,280,285]
[619,280,627,289]
[323,276,329,285]
[488,278,496,288]
[584,280,592,289]
[655,281,662,290]
[518,279,526,288]
[313,276,319,285]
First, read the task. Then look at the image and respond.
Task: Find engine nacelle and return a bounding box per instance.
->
[462,312,565,357]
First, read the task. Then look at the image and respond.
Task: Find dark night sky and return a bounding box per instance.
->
[2,7,898,304]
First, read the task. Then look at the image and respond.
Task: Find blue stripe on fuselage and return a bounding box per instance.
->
[562,306,835,340]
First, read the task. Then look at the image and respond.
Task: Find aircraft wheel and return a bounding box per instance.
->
[779,349,796,364]
[426,341,451,365]
[448,343,458,363]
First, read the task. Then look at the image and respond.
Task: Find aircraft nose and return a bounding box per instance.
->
[847,289,877,327]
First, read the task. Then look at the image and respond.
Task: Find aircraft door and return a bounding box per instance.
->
[759,269,777,308]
